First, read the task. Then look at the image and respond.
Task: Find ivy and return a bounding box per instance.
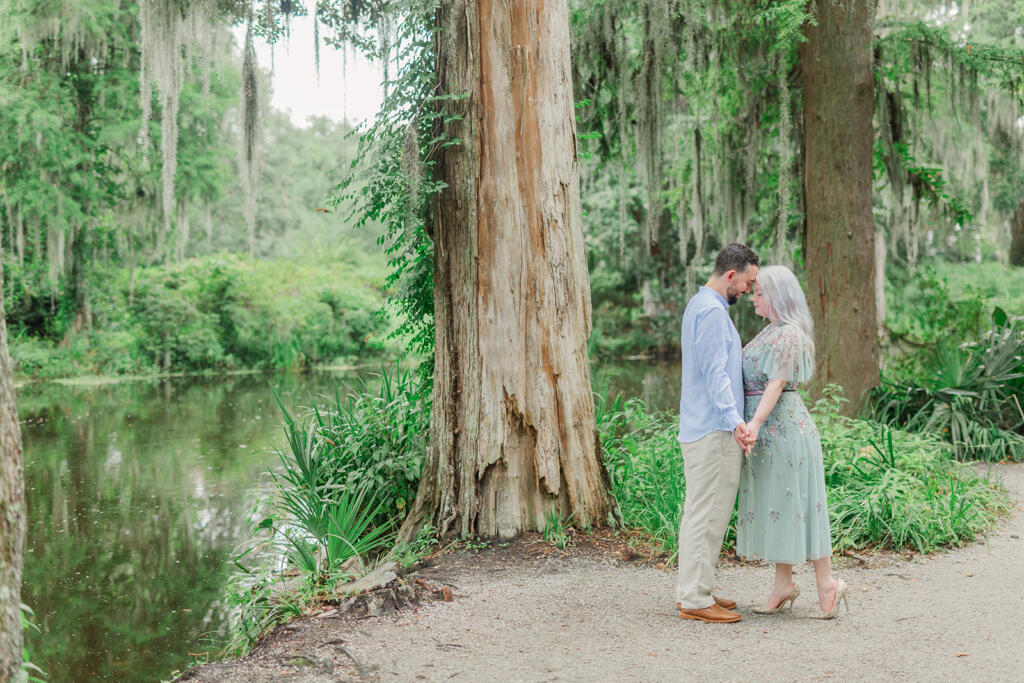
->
[328,0,443,368]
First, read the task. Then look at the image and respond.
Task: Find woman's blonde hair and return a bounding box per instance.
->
[758,265,815,365]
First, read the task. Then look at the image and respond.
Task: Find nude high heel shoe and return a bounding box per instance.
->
[816,578,849,620]
[753,584,800,614]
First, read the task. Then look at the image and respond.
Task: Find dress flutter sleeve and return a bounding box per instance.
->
[754,324,814,383]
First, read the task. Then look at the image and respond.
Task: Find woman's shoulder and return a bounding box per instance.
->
[769,321,804,342]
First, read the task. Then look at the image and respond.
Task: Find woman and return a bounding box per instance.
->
[736,265,849,619]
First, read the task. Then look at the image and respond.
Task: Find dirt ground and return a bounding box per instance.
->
[181,462,1024,682]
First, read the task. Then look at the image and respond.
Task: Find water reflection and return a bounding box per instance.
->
[19,371,368,682]
[593,360,680,414]
[18,362,679,681]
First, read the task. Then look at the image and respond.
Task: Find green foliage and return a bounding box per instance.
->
[8,252,391,378]
[0,1,243,327]
[873,15,1024,266]
[872,317,1024,462]
[884,265,991,353]
[597,392,686,558]
[276,363,429,527]
[392,522,439,569]
[878,262,1024,461]
[329,1,442,369]
[21,603,46,683]
[598,385,1010,560]
[542,509,574,550]
[270,470,395,581]
[222,566,308,658]
[815,389,1012,552]
[571,0,815,348]
[224,365,429,654]
[876,22,1024,108]
[922,262,1024,315]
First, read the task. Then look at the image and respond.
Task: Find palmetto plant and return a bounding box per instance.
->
[276,363,428,529]
[268,385,402,581]
[872,315,1024,461]
[275,478,394,578]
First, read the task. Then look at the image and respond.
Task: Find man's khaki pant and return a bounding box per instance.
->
[675,430,743,609]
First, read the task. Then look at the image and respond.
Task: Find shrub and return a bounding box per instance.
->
[9,252,394,378]
[295,364,429,526]
[224,365,429,655]
[598,386,1011,560]
[884,266,990,354]
[598,392,685,556]
[814,388,1011,552]
[9,335,76,378]
[871,315,1024,462]
[263,362,428,571]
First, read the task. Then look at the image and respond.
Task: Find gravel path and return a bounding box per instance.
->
[185,463,1024,682]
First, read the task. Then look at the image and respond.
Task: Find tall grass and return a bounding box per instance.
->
[597,393,685,555]
[597,387,1011,560]
[815,389,1011,552]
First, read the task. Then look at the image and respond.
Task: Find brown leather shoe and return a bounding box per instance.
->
[713,595,737,610]
[677,598,738,612]
[676,603,742,623]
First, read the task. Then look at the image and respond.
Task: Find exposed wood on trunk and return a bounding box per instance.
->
[0,243,25,680]
[800,0,879,413]
[403,0,618,541]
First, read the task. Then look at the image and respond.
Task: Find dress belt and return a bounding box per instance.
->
[744,388,797,396]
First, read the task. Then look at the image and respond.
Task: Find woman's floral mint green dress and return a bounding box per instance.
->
[736,321,832,565]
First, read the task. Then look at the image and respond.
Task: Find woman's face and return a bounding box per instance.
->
[751,284,772,320]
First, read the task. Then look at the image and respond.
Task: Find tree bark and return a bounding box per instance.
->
[1010,201,1024,267]
[404,0,618,540]
[800,0,879,413]
[0,242,26,681]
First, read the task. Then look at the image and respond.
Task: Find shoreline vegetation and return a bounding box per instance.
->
[203,258,1023,662]
[213,369,1012,664]
[12,259,1024,383]
[8,251,400,382]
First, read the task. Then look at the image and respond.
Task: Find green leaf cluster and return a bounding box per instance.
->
[597,384,1010,560]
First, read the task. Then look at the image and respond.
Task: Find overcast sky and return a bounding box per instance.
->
[237,15,384,127]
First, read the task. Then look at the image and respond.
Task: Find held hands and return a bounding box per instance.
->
[745,419,762,454]
[734,421,759,455]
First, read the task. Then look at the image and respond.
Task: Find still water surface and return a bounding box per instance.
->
[19,362,678,681]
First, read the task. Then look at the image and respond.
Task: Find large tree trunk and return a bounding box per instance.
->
[0,243,26,681]
[800,0,879,413]
[404,0,617,539]
[1010,201,1024,266]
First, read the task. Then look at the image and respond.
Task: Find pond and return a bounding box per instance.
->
[18,361,679,681]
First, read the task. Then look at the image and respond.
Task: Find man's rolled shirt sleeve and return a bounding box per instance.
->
[693,308,743,432]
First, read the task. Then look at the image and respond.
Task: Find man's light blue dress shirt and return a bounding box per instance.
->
[678,286,744,443]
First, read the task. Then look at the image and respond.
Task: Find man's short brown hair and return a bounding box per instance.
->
[713,243,759,276]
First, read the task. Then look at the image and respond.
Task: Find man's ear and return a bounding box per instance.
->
[723,269,737,282]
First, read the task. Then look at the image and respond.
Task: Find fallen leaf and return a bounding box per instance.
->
[956,652,970,657]
[861,587,869,592]
[966,573,974,577]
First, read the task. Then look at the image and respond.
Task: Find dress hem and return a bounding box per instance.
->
[738,551,834,565]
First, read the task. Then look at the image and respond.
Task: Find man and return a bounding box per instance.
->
[675,243,759,623]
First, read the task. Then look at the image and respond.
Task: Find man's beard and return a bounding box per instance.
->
[727,293,739,306]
